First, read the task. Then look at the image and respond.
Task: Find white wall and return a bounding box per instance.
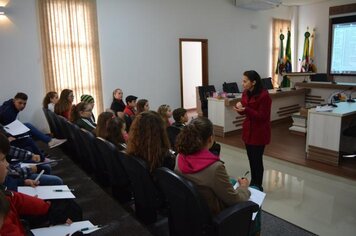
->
[298,0,356,82]
[0,0,47,130]
[6,0,338,126]
[97,0,293,110]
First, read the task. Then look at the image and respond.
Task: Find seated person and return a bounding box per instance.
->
[5,146,63,191]
[157,104,172,128]
[0,92,66,149]
[80,94,96,123]
[95,111,115,138]
[0,133,74,235]
[106,117,127,151]
[96,112,127,150]
[54,89,74,120]
[136,99,150,115]
[172,108,188,129]
[42,91,59,112]
[175,117,250,215]
[127,111,175,172]
[110,88,126,118]
[123,95,137,131]
[167,108,188,150]
[70,102,96,133]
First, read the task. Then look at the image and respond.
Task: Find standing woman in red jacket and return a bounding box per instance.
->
[234,70,271,191]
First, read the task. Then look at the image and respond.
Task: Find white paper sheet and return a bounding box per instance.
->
[18,185,75,199]
[31,220,101,236]
[20,159,59,168]
[3,119,30,136]
[233,183,266,220]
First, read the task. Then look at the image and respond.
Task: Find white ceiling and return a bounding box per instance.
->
[281,0,329,6]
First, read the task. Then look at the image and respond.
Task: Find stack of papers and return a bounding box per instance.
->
[315,105,334,112]
[31,220,100,236]
[234,183,266,220]
[18,185,75,199]
[3,120,30,136]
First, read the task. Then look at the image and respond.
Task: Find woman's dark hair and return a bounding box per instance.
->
[136,99,148,114]
[106,117,126,147]
[0,134,10,155]
[176,117,213,155]
[70,102,89,123]
[0,191,10,218]
[127,111,170,172]
[96,112,115,138]
[42,91,57,109]
[173,108,187,123]
[243,70,263,96]
[55,89,73,115]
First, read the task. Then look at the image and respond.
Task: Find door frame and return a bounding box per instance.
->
[179,38,209,108]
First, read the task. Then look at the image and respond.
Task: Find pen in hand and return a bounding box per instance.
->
[241,171,250,179]
[80,224,103,232]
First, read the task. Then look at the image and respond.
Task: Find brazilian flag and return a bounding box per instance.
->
[281,29,292,87]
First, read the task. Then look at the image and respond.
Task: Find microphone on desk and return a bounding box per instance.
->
[347,88,355,103]
[327,86,354,107]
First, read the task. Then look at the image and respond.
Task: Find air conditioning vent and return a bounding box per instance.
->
[234,0,282,11]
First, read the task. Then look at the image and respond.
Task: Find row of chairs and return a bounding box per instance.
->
[42,108,259,236]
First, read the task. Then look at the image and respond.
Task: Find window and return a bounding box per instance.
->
[272,18,291,87]
[38,0,103,116]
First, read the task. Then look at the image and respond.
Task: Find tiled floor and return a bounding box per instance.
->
[220,143,356,236]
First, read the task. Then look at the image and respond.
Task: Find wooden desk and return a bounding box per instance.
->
[295,82,356,106]
[307,102,356,166]
[208,88,308,137]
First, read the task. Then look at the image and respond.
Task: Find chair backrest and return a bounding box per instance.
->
[154,167,213,236]
[261,77,274,90]
[94,137,130,189]
[223,82,240,93]
[166,126,182,150]
[77,128,97,174]
[121,155,164,224]
[310,73,328,82]
[42,108,57,135]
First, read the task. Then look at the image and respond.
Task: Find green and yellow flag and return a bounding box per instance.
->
[309,28,317,72]
[301,28,310,72]
[281,29,292,87]
[275,30,285,75]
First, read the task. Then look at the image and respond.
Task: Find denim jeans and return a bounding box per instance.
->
[10,137,45,160]
[24,123,51,143]
[28,173,63,186]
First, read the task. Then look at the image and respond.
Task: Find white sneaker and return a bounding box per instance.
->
[48,138,67,149]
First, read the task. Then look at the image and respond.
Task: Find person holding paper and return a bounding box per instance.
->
[0,133,74,236]
[1,145,62,190]
[0,92,67,149]
[234,70,272,191]
[175,117,251,216]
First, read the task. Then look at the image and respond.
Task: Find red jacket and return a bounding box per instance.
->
[0,191,50,236]
[238,89,271,145]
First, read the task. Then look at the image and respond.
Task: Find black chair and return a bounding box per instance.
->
[42,108,58,136]
[76,128,97,174]
[198,85,216,117]
[166,126,182,150]
[154,167,259,236]
[342,122,356,157]
[261,77,274,90]
[121,155,165,224]
[94,137,131,202]
[223,82,240,93]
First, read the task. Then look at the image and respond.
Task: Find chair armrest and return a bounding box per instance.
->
[213,201,259,236]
